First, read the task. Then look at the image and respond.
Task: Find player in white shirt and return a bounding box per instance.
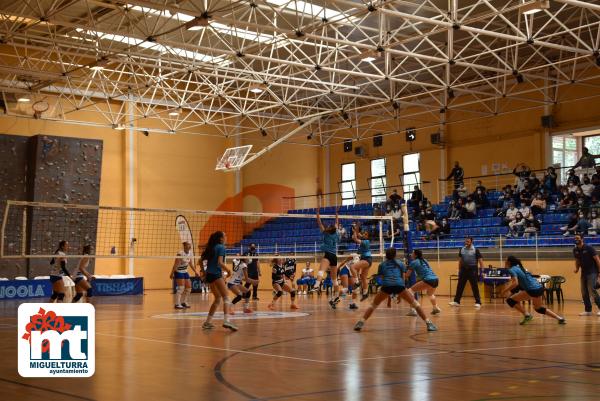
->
[73,244,94,303]
[338,253,359,310]
[227,256,257,314]
[170,242,199,309]
[296,262,315,294]
[49,240,72,303]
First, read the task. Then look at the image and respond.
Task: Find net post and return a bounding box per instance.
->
[379,221,383,256]
[0,201,9,257]
[389,218,394,248]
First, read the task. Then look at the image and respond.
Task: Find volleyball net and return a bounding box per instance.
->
[0,201,397,261]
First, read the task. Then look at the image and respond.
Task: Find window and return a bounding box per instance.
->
[584,135,600,157]
[402,153,420,198]
[552,135,578,184]
[340,163,356,206]
[369,158,387,203]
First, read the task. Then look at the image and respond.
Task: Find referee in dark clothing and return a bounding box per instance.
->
[244,243,261,300]
[573,234,600,316]
[449,237,483,309]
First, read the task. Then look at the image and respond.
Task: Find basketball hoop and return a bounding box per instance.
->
[216,145,252,172]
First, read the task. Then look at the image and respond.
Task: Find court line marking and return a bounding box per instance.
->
[95,332,330,364]
[331,339,600,363]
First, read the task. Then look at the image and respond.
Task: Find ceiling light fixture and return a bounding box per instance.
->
[17,97,30,103]
[519,0,550,15]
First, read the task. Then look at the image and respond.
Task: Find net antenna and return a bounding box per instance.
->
[215,112,329,172]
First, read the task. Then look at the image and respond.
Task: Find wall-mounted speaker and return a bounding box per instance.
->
[431,132,441,145]
[355,146,365,157]
[343,139,352,152]
[406,127,416,142]
[373,134,383,147]
[541,115,555,128]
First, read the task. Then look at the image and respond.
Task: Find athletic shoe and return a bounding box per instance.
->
[519,315,533,325]
[558,318,567,325]
[290,304,299,310]
[243,308,253,314]
[223,321,238,332]
[597,311,600,316]
[229,310,236,315]
[579,311,592,316]
[426,321,438,332]
[202,321,215,330]
[474,303,482,310]
[354,321,364,331]
[448,301,460,307]
[360,293,369,302]
[349,303,359,310]
[431,307,442,315]
[328,299,337,310]
[267,303,275,311]
[182,303,191,309]
[406,308,417,317]
[174,304,185,309]
[252,297,260,301]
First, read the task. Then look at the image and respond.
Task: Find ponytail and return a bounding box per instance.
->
[506,255,525,273]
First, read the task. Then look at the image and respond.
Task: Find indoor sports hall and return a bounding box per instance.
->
[1,1,600,400]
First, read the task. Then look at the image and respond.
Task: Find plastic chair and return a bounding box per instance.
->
[545,276,565,304]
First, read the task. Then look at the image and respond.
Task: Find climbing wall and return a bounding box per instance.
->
[0,134,29,277]
[0,134,103,278]
[27,135,103,277]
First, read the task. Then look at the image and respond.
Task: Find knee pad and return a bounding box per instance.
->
[72,293,83,303]
[535,306,547,315]
[243,290,251,299]
[184,287,191,295]
[317,270,324,278]
[223,297,231,305]
[57,293,65,301]
[232,295,242,304]
[86,288,93,298]
[50,291,59,300]
[506,298,517,308]
[275,290,283,298]
[290,290,296,299]
[410,300,421,309]
[176,286,184,294]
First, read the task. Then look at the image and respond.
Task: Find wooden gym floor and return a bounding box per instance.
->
[1,290,600,401]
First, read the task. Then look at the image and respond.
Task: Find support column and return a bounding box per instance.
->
[125,98,137,276]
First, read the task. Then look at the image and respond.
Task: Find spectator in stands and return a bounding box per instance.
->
[543,166,558,194]
[519,203,532,220]
[373,203,383,217]
[388,189,403,208]
[410,185,424,206]
[592,165,600,183]
[446,161,465,189]
[588,211,600,235]
[561,212,579,236]
[519,184,532,206]
[453,183,468,201]
[385,223,402,241]
[424,205,436,221]
[572,234,600,316]
[523,217,541,237]
[530,193,547,216]
[385,204,393,217]
[475,180,486,193]
[575,188,590,212]
[567,169,581,186]
[576,212,591,235]
[582,176,594,198]
[473,186,489,208]
[528,173,541,194]
[507,212,526,237]
[437,218,451,238]
[424,220,439,240]
[391,205,402,223]
[538,186,550,201]
[504,202,519,226]
[464,196,477,218]
[513,163,531,192]
[451,198,466,220]
[337,224,349,243]
[574,147,599,169]
[558,187,576,209]
[495,186,514,216]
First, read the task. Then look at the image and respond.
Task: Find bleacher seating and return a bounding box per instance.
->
[231,189,585,254]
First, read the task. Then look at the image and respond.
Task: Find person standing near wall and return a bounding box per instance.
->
[446,161,465,189]
[449,237,483,309]
[573,234,600,316]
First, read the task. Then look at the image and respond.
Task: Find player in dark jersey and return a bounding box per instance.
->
[284,258,297,291]
[268,257,298,310]
[49,240,72,303]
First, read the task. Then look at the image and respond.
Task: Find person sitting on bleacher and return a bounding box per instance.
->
[575,188,590,212]
[449,199,465,220]
[388,189,403,208]
[530,193,546,216]
[592,165,600,183]
[391,205,402,222]
[567,169,581,187]
[528,173,541,193]
[588,211,600,235]
[472,186,489,208]
[519,183,532,206]
[495,186,514,215]
[437,218,451,238]
[543,166,558,194]
[523,216,541,237]
[581,176,594,199]
[465,196,477,218]
[453,183,468,202]
[519,204,532,220]
[561,212,580,236]
[504,202,519,226]
[558,187,576,210]
[507,212,526,237]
